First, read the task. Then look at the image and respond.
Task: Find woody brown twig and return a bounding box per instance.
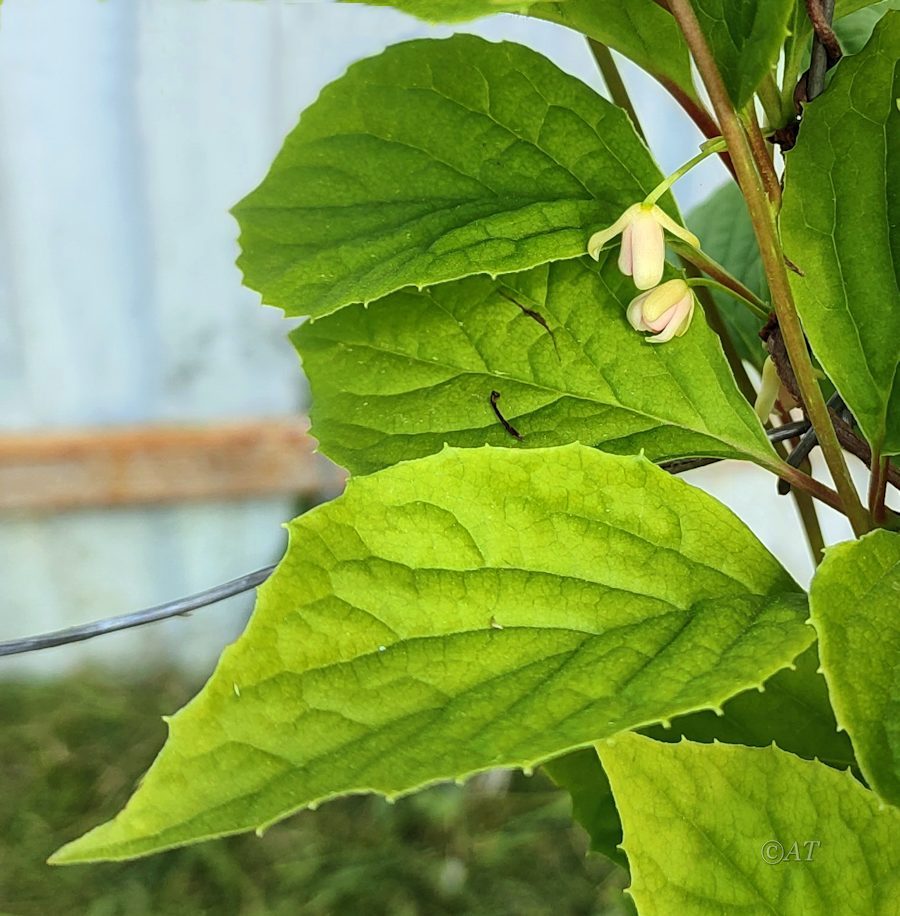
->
[761,318,900,490]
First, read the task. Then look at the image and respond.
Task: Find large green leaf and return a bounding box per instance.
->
[691,0,795,107]
[600,733,900,915]
[687,183,768,371]
[233,35,672,320]
[344,0,699,102]
[530,1,699,103]
[548,644,854,869]
[52,445,811,863]
[296,256,776,476]
[781,14,900,455]
[340,0,533,20]
[810,529,900,806]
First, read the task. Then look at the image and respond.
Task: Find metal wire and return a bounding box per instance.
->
[0,565,276,658]
[0,421,813,660]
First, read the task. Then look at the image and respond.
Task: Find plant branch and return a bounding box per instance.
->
[587,39,646,141]
[807,0,842,101]
[869,453,890,524]
[773,437,826,564]
[742,104,781,208]
[762,320,900,492]
[667,0,872,536]
[685,277,770,321]
[669,239,770,318]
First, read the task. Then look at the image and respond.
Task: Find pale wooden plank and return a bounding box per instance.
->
[0,417,344,512]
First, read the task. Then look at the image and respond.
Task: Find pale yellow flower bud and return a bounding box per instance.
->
[626,279,695,343]
[587,203,700,291]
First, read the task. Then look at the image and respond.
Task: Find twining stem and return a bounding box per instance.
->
[869,453,889,524]
[773,440,826,565]
[685,277,769,321]
[669,240,770,318]
[793,461,827,563]
[762,459,845,514]
[807,0,840,101]
[667,0,872,536]
[742,105,781,208]
[587,40,647,141]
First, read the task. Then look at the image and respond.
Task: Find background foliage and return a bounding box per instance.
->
[1,673,627,915]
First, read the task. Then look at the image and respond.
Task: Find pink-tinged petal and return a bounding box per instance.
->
[651,206,701,249]
[644,302,679,332]
[630,210,665,289]
[626,290,651,330]
[648,297,693,344]
[618,224,634,276]
[587,204,639,260]
[646,319,683,344]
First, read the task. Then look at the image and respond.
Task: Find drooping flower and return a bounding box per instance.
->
[626,279,695,343]
[587,203,700,290]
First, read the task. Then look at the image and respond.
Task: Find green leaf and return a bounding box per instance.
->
[233,34,672,320]
[834,0,900,55]
[51,445,811,863]
[344,0,699,103]
[600,733,900,915]
[691,0,795,107]
[784,0,891,97]
[687,183,768,371]
[643,644,856,770]
[530,1,699,102]
[542,749,626,868]
[809,529,900,807]
[781,13,900,455]
[296,255,776,476]
[547,644,855,870]
[339,0,534,21]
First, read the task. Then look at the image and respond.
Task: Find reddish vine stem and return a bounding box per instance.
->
[869,454,890,524]
[667,0,872,536]
[742,106,781,208]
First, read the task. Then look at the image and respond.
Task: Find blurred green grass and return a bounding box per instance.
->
[0,672,628,915]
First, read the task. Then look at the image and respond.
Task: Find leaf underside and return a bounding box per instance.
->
[52,445,810,863]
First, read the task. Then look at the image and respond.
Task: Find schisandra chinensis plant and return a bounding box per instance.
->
[49,2,900,913]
